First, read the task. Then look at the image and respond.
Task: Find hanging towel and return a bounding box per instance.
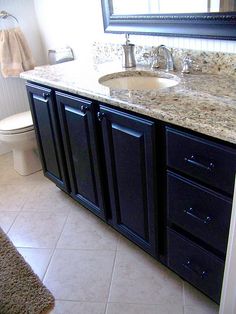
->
[0,27,35,78]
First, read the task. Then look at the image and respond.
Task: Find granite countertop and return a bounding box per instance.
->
[20,60,236,144]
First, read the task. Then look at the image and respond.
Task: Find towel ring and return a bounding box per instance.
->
[0,10,19,23]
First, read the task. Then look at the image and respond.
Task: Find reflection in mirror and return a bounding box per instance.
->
[112,0,236,15]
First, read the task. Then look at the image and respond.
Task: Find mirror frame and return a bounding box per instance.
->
[101,0,236,40]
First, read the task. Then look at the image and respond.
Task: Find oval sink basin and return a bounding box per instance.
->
[99,71,179,90]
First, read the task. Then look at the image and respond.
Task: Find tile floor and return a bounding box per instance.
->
[0,153,220,314]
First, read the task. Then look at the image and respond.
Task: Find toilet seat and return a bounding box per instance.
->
[0,111,34,135]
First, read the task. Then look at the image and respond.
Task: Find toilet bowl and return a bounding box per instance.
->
[0,111,42,175]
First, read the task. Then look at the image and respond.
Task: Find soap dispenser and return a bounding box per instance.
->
[122,34,136,68]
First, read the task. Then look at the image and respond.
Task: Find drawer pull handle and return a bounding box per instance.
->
[97,112,105,122]
[81,105,88,113]
[42,92,50,100]
[183,260,207,279]
[184,207,211,224]
[184,155,214,172]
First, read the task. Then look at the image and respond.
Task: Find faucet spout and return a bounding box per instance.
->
[156,45,174,72]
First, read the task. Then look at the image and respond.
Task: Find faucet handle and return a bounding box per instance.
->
[181,55,193,74]
[142,52,151,61]
[142,52,151,64]
[125,33,130,45]
[143,51,159,69]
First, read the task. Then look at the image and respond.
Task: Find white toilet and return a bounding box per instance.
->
[0,111,42,175]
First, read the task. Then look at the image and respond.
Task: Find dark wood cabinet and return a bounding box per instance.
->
[26,83,69,191]
[56,92,106,219]
[166,127,235,303]
[99,105,157,255]
[25,82,236,304]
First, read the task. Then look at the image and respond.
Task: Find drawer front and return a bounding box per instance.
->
[168,229,224,303]
[166,128,236,195]
[167,172,232,253]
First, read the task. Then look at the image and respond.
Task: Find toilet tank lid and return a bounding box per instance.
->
[0,111,33,131]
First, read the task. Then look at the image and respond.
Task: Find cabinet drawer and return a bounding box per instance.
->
[167,172,232,253]
[166,128,236,195]
[168,229,224,303]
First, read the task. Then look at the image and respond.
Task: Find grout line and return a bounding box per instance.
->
[6,210,21,235]
[104,236,119,314]
[41,207,71,283]
[19,178,41,211]
[53,247,118,251]
[182,280,186,306]
[55,299,107,303]
[14,246,118,251]
[15,209,71,214]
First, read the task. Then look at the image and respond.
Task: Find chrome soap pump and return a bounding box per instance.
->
[122,34,136,68]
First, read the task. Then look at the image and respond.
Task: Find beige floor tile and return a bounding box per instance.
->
[57,206,119,250]
[0,211,18,233]
[44,249,115,302]
[0,152,11,165]
[17,247,53,279]
[21,170,46,184]
[22,183,78,214]
[8,212,67,248]
[184,305,219,314]
[106,302,184,314]
[0,184,35,211]
[117,234,140,252]
[0,163,22,185]
[0,153,43,185]
[109,246,183,305]
[183,282,219,313]
[52,301,106,314]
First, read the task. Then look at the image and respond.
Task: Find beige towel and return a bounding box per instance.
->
[0,27,35,78]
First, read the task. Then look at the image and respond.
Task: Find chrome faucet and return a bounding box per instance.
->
[155,45,175,71]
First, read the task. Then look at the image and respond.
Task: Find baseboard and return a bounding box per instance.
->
[0,142,11,155]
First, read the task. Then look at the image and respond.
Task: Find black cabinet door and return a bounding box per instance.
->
[26,83,69,191]
[99,105,157,255]
[56,92,106,220]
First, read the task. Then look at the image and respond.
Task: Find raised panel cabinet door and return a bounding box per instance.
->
[99,105,157,255]
[56,92,106,220]
[26,83,69,191]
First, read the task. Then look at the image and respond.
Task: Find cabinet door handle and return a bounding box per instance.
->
[97,111,105,122]
[81,105,88,113]
[42,92,50,100]
[184,207,211,224]
[184,155,214,172]
[182,260,207,279]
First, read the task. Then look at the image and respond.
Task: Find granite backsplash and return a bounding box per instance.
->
[92,42,236,76]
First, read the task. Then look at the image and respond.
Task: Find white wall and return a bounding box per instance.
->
[34,0,236,62]
[33,0,105,61]
[0,0,46,153]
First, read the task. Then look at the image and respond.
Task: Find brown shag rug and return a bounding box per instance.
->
[0,227,55,314]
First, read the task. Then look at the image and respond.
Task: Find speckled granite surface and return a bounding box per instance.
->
[20,60,236,144]
[92,42,236,76]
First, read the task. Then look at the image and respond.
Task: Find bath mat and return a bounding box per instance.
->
[0,226,54,314]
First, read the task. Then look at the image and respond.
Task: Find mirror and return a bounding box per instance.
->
[101,0,236,40]
[112,0,236,15]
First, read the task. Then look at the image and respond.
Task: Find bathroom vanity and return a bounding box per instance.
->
[22,60,236,304]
